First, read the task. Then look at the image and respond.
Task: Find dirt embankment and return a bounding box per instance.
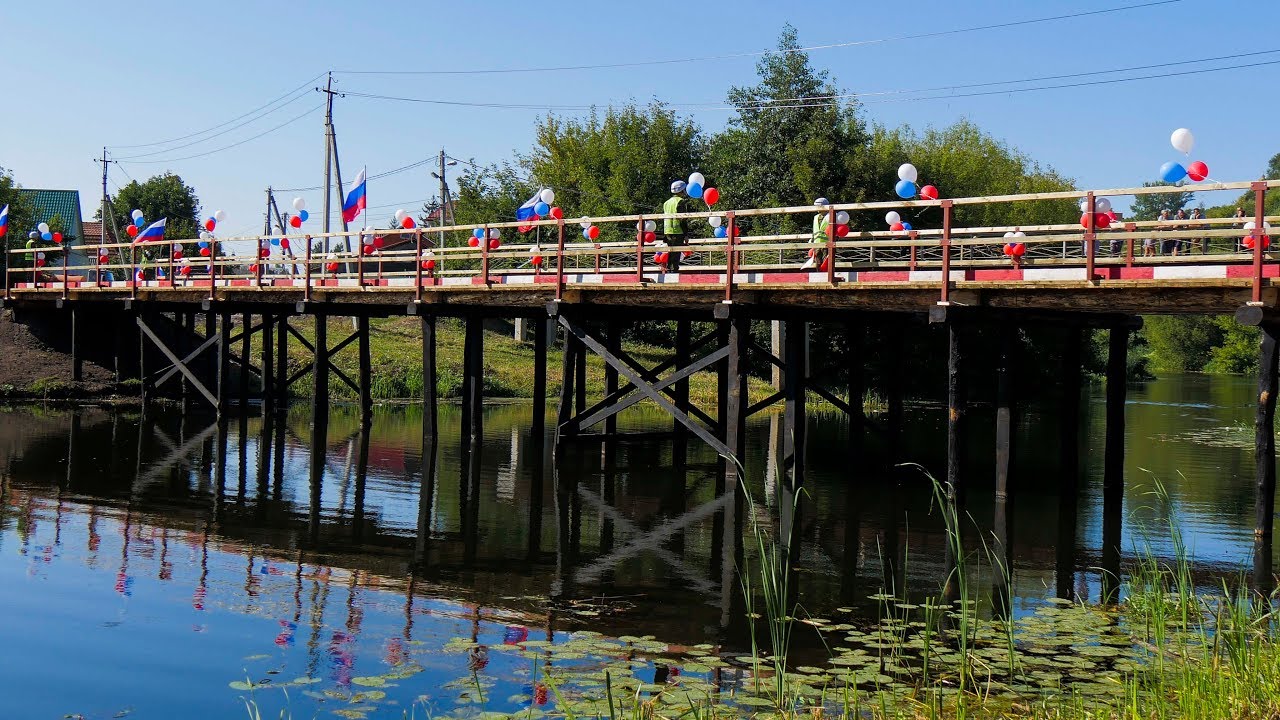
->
[0,310,119,399]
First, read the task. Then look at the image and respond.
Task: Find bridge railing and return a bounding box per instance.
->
[6,179,1278,304]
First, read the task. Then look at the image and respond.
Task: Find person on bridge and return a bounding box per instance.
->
[802,198,831,270]
[662,181,689,273]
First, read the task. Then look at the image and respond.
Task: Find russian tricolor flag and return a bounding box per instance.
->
[515,190,541,221]
[0,204,8,237]
[133,217,166,244]
[343,168,367,223]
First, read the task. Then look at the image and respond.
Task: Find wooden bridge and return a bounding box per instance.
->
[5,178,1280,597]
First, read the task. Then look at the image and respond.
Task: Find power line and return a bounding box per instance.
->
[112,89,315,160]
[275,155,439,193]
[332,0,1180,76]
[108,73,324,149]
[117,104,324,164]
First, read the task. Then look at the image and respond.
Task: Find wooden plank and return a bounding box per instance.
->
[311,314,329,430]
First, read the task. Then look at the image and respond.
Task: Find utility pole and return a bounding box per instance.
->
[93,148,124,269]
[317,73,353,270]
[430,149,457,248]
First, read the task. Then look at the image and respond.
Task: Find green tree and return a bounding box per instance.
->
[1129,181,1195,221]
[109,173,201,243]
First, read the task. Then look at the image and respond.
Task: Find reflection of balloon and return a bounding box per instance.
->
[919,185,938,201]
[1187,161,1209,182]
[126,224,139,238]
[1170,128,1194,155]
[539,188,555,204]
[703,187,719,206]
[688,172,706,188]
[897,163,918,183]
[687,183,704,199]
[895,180,916,199]
[885,211,901,226]
[1160,161,1187,183]
[292,197,306,211]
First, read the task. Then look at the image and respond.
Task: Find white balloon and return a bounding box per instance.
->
[395,209,408,221]
[688,172,706,188]
[1244,221,1273,231]
[37,222,49,233]
[1078,198,1090,213]
[172,243,182,251]
[897,163,918,183]
[1096,198,1113,214]
[214,210,227,223]
[327,253,338,260]
[363,235,374,245]
[884,211,901,226]
[1004,231,1016,238]
[488,228,501,239]
[260,239,271,249]
[131,209,143,221]
[1170,128,1195,155]
[292,197,306,211]
[37,252,45,260]
[709,215,723,228]
[579,216,591,229]
[835,211,850,226]
[539,188,555,204]
[644,220,656,233]
[1014,231,1026,238]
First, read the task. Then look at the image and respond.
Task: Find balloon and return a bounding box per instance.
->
[519,225,533,234]
[402,217,416,229]
[549,206,563,220]
[1170,128,1194,155]
[200,247,211,257]
[1244,221,1273,232]
[1096,197,1113,214]
[688,172,706,188]
[1187,161,1209,182]
[885,211,901,226]
[249,264,259,274]
[644,220,656,233]
[714,227,727,238]
[131,209,144,222]
[539,188,555,204]
[36,251,45,260]
[897,163,918,183]
[422,259,436,271]
[488,228,501,239]
[489,238,501,250]
[709,216,723,228]
[180,265,192,276]
[587,225,600,240]
[298,209,309,222]
[835,211,850,225]
[531,255,543,267]
[582,228,592,240]
[835,224,850,238]
[326,261,340,272]
[198,241,209,249]
[52,232,62,243]
[473,228,485,239]
[395,209,408,221]
[214,210,226,223]
[579,216,591,229]
[362,244,375,255]
[654,251,669,265]
[205,218,216,232]
[1160,161,1187,183]
[901,222,913,231]
[468,237,480,248]
[534,201,550,216]
[1095,212,1111,229]
[362,234,374,245]
[687,183,704,200]
[280,238,291,250]
[704,187,720,206]
[41,232,52,242]
[895,180,917,199]
[290,216,302,228]
[1080,213,1093,229]
[292,197,306,211]
[260,248,271,258]
[1013,243,1026,257]
[919,185,938,201]
[890,222,905,232]
[373,236,385,249]
[1003,243,1014,256]
[643,231,657,244]
[98,254,109,264]
[37,222,49,233]
[126,224,139,238]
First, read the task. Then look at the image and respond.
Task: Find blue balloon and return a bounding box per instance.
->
[472,228,485,239]
[901,222,913,231]
[298,209,309,222]
[103,271,114,283]
[41,232,52,242]
[271,237,281,245]
[198,241,209,249]
[895,180,917,199]
[714,226,728,238]
[582,228,592,240]
[1160,161,1188,183]
[687,183,704,199]
[534,201,550,216]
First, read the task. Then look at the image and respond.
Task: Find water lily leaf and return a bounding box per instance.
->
[228,681,254,691]
[350,676,385,687]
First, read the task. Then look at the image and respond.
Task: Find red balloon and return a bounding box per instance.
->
[519,225,533,234]
[587,226,600,240]
[1095,212,1111,229]
[531,255,543,266]
[835,224,850,238]
[402,217,416,229]
[704,187,720,206]
[549,206,564,220]
[249,264,259,274]
[172,250,183,260]
[732,226,742,237]
[290,216,303,228]
[919,185,939,201]
[205,219,216,232]
[52,232,63,243]
[1003,243,1014,256]
[326,262,340,272]
[280,238,291,250]
[373,236,385,249]
[890,222,905,232]
[468,237,480,248]
[126,224,139,238]
[1013,243,1027,257]
[489,238,501,249]
[98,254,109,264]
[530,214,541,222]
[260,248,270,258]
[819,257,830,272]
[654,252,668,265]
[180,265,192,276]
[643,231,657,244]
[362,244,375,255]
[421,259,436,271]
[36,258,46,267]
[1187,161,1209,182]
[200,247,211,257]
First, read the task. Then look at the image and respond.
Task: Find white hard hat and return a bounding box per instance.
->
[814,197,830,206]
[670,180,688,194]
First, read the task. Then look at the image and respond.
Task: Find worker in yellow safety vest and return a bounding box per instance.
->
[803,197,831,269]
[662,180,688,272]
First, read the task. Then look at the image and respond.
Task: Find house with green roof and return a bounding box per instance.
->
[15,189,94,277]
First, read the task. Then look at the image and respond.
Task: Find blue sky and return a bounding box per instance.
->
[4,0,1278,237]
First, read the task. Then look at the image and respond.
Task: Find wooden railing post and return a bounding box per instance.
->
[826,205,837,284]
[61,240,69,300]
[1085,192,1097,283]
[940,200,953,304]
[635,215,645,282]
[304,234,313,302]
[1253,181,1268,305]
[724,212,737,303]
[357,231,366,287]
[556,218,566,299]
[909,231,919,271]
[414,228,424,303]
[481,224,490,285]
[208,239,216,302]
[1125,223,1136,267]
[130,245,138,299]
[255,240,264,287]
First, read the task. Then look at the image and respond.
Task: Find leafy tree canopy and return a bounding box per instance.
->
[109,173,201,241]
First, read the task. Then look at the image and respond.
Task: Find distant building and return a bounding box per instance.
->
[16,189,94,276]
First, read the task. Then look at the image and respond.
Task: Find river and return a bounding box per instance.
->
[0,373,1269,719]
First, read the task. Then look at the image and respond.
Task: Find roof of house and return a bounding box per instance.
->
[80,221,115,246]
[18,189,84,241]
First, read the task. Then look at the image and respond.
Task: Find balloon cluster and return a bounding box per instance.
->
[125,209,145,238]
[470,227,502,249]
[289,197,310,228]
[884,211,913,233]
[1002,231,1027,257]
[31,221,62,244]
[325,253,340,273]
[1160,129,1210,183]
[1079,197,1116,229]
[684,172,720,206]
[1244,221,1273,250]
[893,164,939,201]
[709,214,730,238]
[578,217,600,241]
[518,189,565,234]
[420,251,437,271]
[395,208,416,230]
[360,227,386,255]
[203,209,227,233]
[637,219,657,244]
